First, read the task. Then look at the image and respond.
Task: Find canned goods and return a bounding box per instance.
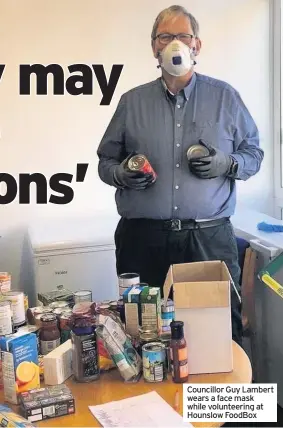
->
[118,273,140,299]
[109,301,118,311]
[161,298,175,334]
[0,273,11,293]
[3,291,25,327]
[142,342,166,382]
[74,290,92,304]
[187,144,210,160]
[60,314,72,343]
[128,154,157,181]
[0,301,13,335]
[117,299,125,323]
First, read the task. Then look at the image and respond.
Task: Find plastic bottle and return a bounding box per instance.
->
[169,320,189,383]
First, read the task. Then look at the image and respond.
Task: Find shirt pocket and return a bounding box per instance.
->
[187,121,234,155]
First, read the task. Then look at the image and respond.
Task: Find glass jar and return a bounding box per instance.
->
[136,327,159,356]
[39,313,61,355]
[71,314,100,383]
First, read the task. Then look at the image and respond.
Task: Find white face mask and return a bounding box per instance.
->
[159,40,195,77]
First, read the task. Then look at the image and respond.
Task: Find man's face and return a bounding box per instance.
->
[152,14,201,63]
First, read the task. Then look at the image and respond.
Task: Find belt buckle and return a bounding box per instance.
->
[171,219,181,231]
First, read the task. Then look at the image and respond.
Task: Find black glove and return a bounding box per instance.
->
[189,140,232,179]
[114,154,155,190]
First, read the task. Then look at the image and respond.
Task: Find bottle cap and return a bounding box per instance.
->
[170,320,184,340]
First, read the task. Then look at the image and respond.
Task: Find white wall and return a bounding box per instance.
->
[0,0,273,291]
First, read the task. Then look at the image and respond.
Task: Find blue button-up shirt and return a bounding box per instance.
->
[97,72,264,220]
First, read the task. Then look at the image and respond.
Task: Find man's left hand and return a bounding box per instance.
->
[189,140,232,179]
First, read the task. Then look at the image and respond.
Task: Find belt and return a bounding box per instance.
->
[125,217,229,231]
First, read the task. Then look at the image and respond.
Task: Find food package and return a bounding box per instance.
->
[37,285,74,306]
[96,311,142,381]
[0,404,35,427]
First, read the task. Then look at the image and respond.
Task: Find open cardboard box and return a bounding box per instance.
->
[163,260,233,374]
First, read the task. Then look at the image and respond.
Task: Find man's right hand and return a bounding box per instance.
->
[114,156,155,190]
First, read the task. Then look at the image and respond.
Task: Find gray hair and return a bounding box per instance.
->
[151,5,200,40]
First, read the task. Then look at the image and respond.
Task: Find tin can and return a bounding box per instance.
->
[160,336,171,374]
[74,290,92,304]
[60,313,72,343]
[109,301,118,311]
[161,298,175,334]
[118,273,140,299]
[142,342,166,382]
[3,291,25,327]
[0,273,11,293]
[128,154,157,181]
[187,144,210,160]
[0,301,13,335]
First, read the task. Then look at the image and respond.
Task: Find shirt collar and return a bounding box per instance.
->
[161,72,196,101]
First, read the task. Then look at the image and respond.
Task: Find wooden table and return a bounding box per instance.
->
[5,341,252,428]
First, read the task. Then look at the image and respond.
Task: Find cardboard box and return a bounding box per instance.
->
[19,385,75,423]
[163,260,233,374]
[0,331,40,404]
[43,340,72,385]
[123,285,146,336]
[140,287,162,333]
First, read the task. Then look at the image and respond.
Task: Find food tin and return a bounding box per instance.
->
[142,342,166,382]
[187,144,210,160]
[60,314,72,343]
[74,290,92,304]
[128,154,157,182]
[0,301,13,335]
[109,301,118,311]
[0,272,11,293]
[118,273,140,299]
[3,291,26,327]
[161,298,175,334]
[160,336,171,374]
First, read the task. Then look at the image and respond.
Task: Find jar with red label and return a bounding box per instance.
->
[39,313,61,355]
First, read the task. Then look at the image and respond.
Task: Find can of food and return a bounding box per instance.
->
[142,342,166,382]
[0,273,11,293]
[187,144,210,160]
[118,273,140,299]
[128,154,157,181]
[60,313,72,343]
[161,298,175,334]
[3,291,25,327]
[74,290,92,304]
[160,336,171,374]
[0,301,13,335]
[49,301,69,310]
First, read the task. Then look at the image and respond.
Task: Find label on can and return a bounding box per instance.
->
[4,292,25,326]
[142,342,166,382]
[0,302,13,335]
[40,338,61,355]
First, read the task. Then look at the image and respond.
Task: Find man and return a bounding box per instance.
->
[97,5,264,345]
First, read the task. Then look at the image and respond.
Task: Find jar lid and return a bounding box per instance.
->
[72,301,92,315]
[40,313,57,323]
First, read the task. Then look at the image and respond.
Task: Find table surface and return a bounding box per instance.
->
[5,341,252,428]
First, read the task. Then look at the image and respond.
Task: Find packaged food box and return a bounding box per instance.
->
[19,385,75,422]
[0,331,40,404]
[0,404,35,427]
[123,285,146,337]
[140,287,162,333]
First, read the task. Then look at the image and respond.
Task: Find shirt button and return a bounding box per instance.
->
[175,185,179,190]
[176,163,180,168]
[177,123,181,127]
[176,143,180,147]
[174,206,178,210]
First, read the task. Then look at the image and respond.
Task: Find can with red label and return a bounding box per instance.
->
[127,155,157,182]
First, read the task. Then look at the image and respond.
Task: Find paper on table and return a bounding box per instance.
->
[89,391,192,427]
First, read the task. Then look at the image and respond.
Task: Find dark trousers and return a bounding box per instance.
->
[114,217,243,345]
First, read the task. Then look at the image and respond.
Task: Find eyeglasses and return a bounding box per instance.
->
[153,33,195,45]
